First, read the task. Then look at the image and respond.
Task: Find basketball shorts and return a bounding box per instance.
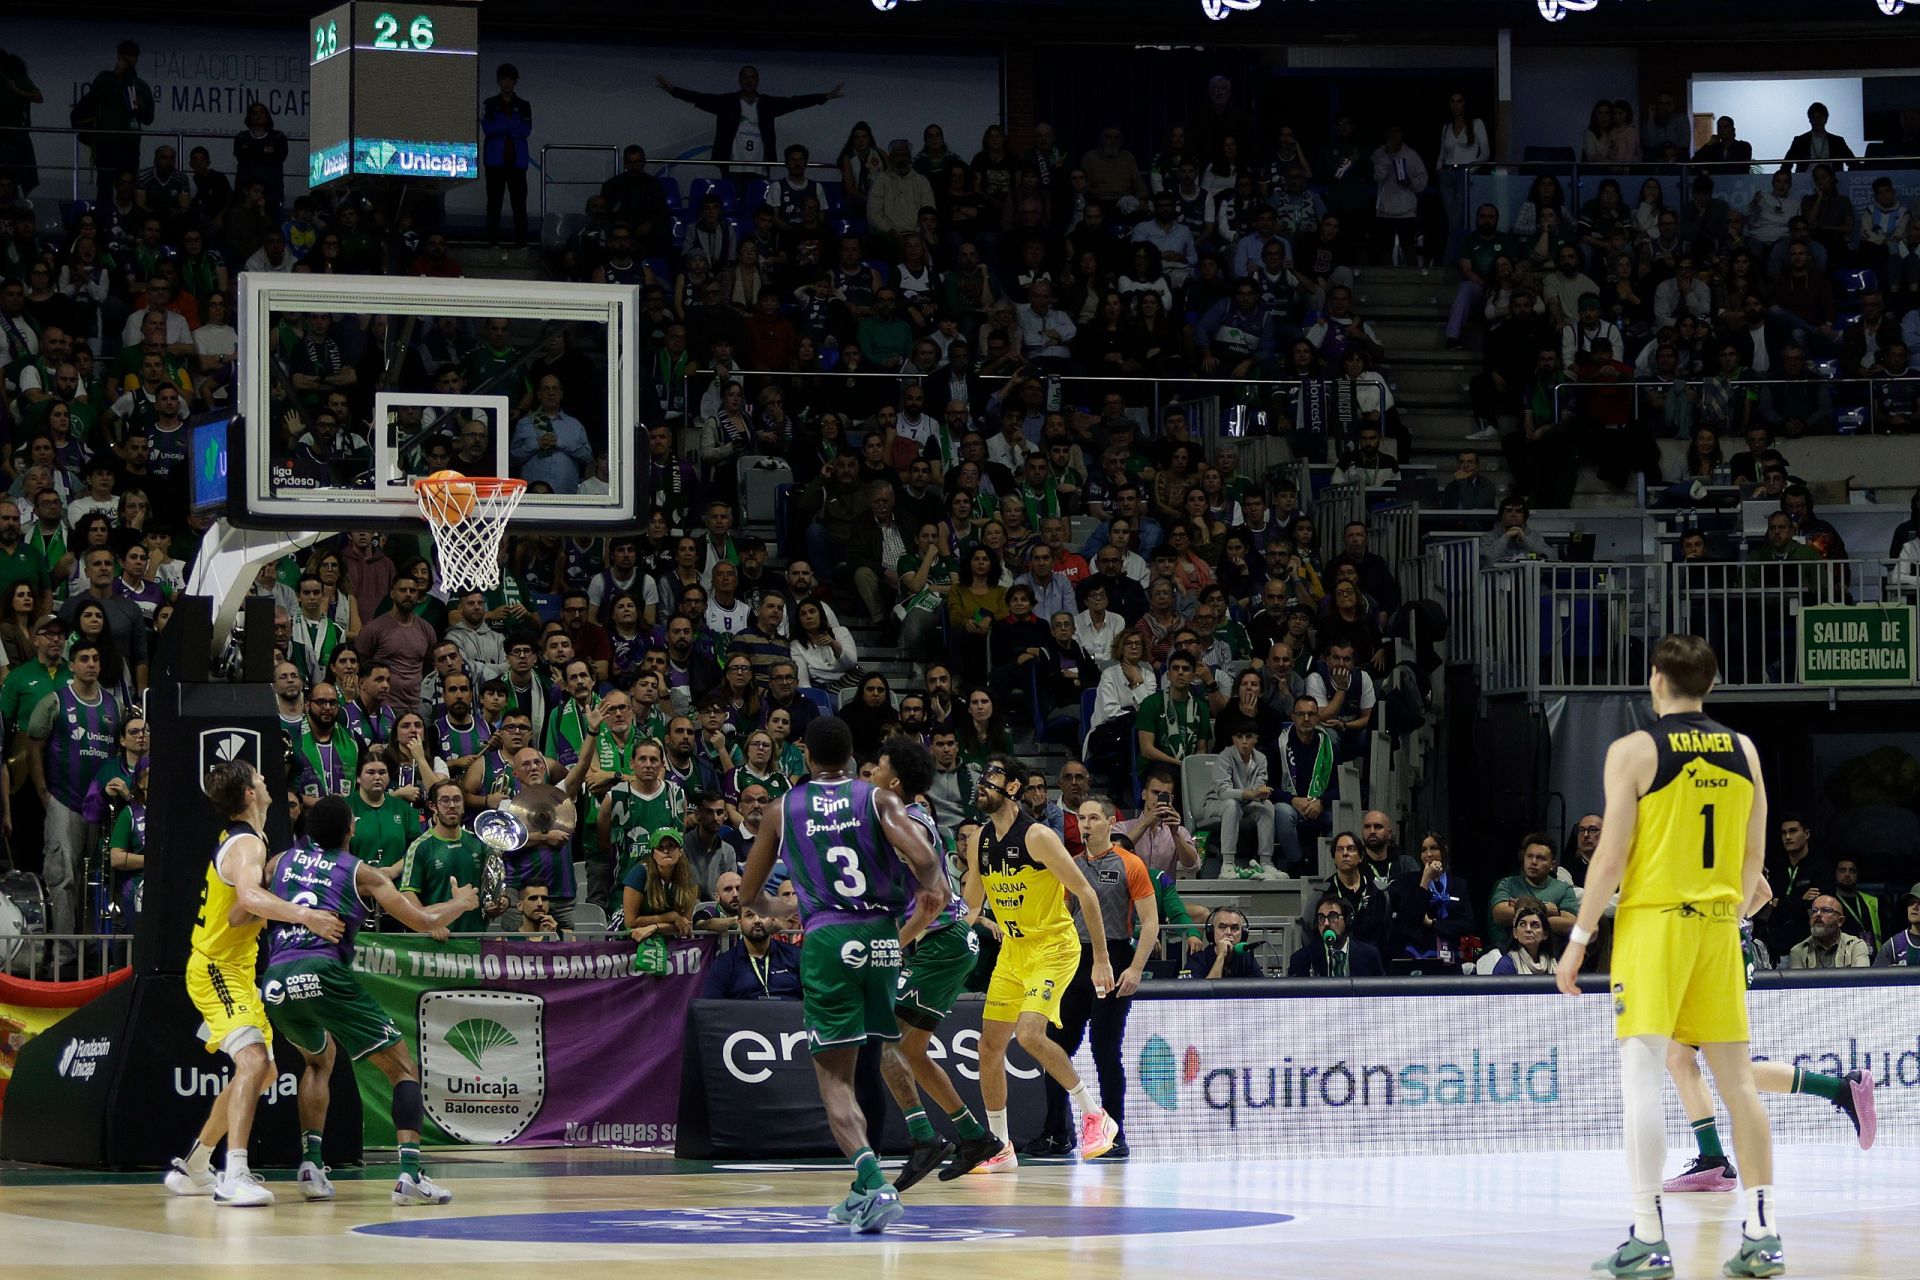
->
[984,930,1081,1027]
[895,924,981,1031]
[188,953,273,1057]
[800,918,903,1054]
[1610,905,1748,1045]
[262,957,403,1061]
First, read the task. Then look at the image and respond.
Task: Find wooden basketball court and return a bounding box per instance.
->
[2,1144,1910,1278]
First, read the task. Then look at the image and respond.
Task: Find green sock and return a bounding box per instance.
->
[399,1144,422,1178]
[903,1106,937,1143]
[1691,1116,1725,1159]
[302,1130,325,1166]
[948,1106,987,1141]
[1792,1066,1846,1102]
[851,1146,885,1193]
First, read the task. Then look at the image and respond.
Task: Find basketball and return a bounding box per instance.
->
[421,470,477,523]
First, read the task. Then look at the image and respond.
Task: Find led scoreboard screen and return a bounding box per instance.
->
[309,2,480,186]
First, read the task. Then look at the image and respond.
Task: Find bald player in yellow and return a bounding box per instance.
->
[162,761,344,1208]
[1559,636,1782,1280]
[962,754,1116,1172]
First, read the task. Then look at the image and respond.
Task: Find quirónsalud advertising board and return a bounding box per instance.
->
[1799,603,1917,686]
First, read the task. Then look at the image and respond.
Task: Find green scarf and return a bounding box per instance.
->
[1282,726,1335,799]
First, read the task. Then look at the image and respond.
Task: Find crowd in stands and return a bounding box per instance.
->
[1,43,1916,981]
[1464,99,1920,506]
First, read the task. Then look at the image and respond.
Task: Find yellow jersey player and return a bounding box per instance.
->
[1559,636,1782,1280]
[162,761,344,1208]
[963,754,1115,1171]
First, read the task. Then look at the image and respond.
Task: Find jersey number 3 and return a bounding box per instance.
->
[827,845,867,898]
[1699,803,1716,869]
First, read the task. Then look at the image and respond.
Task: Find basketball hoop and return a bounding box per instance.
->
[413,472,526,593]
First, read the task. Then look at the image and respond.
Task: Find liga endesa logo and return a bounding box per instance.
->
[1137,1035,1561,1125]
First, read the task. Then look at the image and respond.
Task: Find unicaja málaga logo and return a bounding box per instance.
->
[419,990,545,1143]
[445,1017,520,1072]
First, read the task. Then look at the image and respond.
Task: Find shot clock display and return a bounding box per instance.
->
[307,2,480,187]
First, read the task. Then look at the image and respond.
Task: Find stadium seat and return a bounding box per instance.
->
[687,177,738,212]
[655,174,683,215]
[739,456,793,529]
[743,179,770,212]
[800,687,833,716]
[1834,268,1879,299]
[773,484,794,559]
[572,902,609,931]
[1179,753,1221,831]
[1812,358,1842,380]
[1835,406,1869,434]
[642,256,671,285]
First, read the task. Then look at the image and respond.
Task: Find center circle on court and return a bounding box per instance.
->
[355,1204,1295,1244]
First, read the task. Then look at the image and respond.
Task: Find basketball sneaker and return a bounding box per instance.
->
[1591,1231,1674,1279]
[1662,1155,1738,1192]
[212,1171,275,1208]
[846,1186,904,1235]
[966,1142,1019,1175]
[828,1192,858,1224]
[893,1139,953,1193]
[392,1172,454,1205]
[297,1162,335,1201]
[1077,1107,1119,1161]
[163,1158,216,1197]
[938,1134,1007,1180]
[1836,1068,1876,1149]
[1722,1234,1785,1278]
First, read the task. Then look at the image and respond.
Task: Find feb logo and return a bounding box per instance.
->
[1139,1035,1204,1110]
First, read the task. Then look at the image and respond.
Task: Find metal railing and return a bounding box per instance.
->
[1459,155,1920,236]
[1,933,134,983]
[1461,556,1908,699]
[1550,375,1894,435]
[11,124,313,208]
[1369,500,1420,577]
[537,146,849,240]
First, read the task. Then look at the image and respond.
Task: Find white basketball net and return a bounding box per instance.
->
[413,477,526,594]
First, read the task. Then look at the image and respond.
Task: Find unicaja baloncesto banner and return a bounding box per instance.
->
[344,934,713,1147]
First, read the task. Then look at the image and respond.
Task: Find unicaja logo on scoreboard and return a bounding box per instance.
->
[419,990,545,1143]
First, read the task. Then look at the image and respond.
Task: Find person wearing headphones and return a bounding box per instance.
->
[1287,895,1385,976]
[1185,905,1262,979]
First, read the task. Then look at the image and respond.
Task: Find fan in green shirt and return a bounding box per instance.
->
[0,533,50,612]
[0,626,67,755]
[1134,652,1212,776]
[348,758,423,868]
[398,781,495,934]
[597,771,687,892]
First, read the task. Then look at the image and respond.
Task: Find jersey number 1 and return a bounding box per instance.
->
[1699,803,1716,869]
[826,845,866,898]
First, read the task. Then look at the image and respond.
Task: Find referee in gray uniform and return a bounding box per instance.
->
[1026,795,1159,1158]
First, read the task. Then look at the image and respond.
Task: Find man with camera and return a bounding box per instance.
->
[1123,766,1199,876]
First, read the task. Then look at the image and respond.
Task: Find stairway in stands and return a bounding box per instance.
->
[1354,264,1635,509]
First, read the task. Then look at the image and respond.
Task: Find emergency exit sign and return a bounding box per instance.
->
[1799,603,1916,686]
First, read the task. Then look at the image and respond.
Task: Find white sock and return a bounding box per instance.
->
[1068,1081,1098,1118]
[224,1148,249,1179]
[185,1141,214,1175]
[1619,1035,1669,1242]
[1742,1185,1776,1240]
[986,1109,1009,1145]
[1630,1191,1664,1246]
